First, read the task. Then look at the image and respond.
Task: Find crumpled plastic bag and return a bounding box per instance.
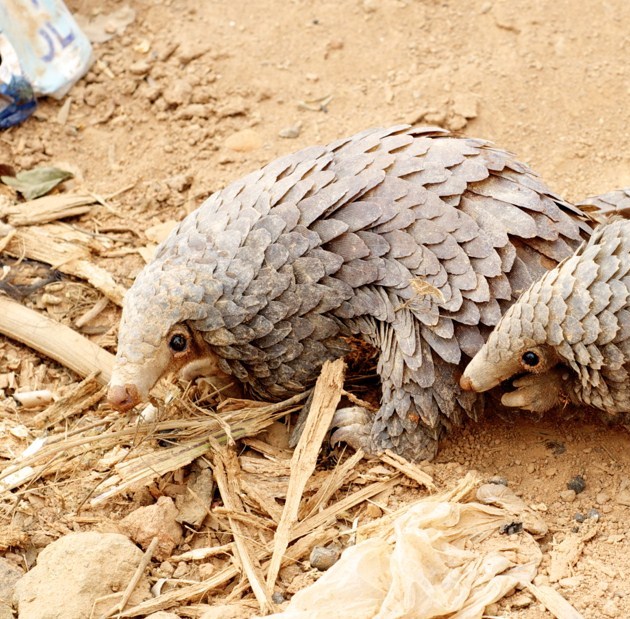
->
[265,482,547,619]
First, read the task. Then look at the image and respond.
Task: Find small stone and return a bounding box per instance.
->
[279,122,303,139]
[487,476,508,486]
[587,508,601,521]
[567,475,586,494]
[309,546,340,571]
[365,503,383,518]
[511,592,533,608]
[225,129,263,152]
[272,591,285,604]
[574,512,586,523]
[480,2,492,13]
[526,463,536,474]
[560,489,576,503]
[175,104,213,120]
[452,93,478,119]
[120,496,184,560]
[163,79,193,107]
[596,492,610,505]
[615,489,630,506]
[128,60,152,75]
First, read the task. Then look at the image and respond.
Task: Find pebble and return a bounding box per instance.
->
[615,489,630,506]
[574,512,586,523]
[162,79,193,107]
[120,496,184,560]
[487,476,508,486]
[596,492,610,505]
[567,475,586,494]
[272,591,285,604]
[128,60,152,75]
[309,546,340,571]
[225,129,263,152]
[559,489,576,503]
[526,463,535,474]
[587,508,601,521]
[510,592,533,608]
[279,122,303,139]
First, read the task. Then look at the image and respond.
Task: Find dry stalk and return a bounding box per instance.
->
[210,442,275,614]
[2,225,126,305]
[265,358,346,592]
[0,296,114,385]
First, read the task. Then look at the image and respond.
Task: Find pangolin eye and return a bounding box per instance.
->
[522,351,540,367]
[169,333,188,353]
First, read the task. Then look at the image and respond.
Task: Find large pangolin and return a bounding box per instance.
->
[107,125,592,461]
[461,217,630,415]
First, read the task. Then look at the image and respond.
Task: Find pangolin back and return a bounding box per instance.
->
[111,125,592,460]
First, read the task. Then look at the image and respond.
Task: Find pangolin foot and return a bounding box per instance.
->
[330,406,378,454]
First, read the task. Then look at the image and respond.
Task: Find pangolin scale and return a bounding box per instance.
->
[107,125,592,461]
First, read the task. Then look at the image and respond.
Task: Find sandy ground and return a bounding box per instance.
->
[1,0,630,617]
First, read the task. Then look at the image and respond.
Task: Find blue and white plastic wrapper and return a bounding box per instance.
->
[0,0,93,99]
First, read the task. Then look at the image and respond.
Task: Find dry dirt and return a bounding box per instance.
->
[1,0,630,617]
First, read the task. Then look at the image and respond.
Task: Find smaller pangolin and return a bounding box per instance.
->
[460,217,630,415]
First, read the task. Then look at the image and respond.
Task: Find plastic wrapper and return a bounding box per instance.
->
[0,0,92,99]
[265,482,580,619]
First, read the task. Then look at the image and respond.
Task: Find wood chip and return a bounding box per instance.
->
[1,193,96,226]
[265,359,346,591]
[379,449,436,491]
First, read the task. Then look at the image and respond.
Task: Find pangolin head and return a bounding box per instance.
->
[460,273,563,411]
[107,259,226,411]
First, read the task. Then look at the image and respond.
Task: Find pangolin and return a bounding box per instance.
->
[460,217,630,415]
[107,125,592,461]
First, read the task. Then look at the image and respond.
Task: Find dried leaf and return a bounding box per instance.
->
[410,277,445,302]
[1,166,73,200]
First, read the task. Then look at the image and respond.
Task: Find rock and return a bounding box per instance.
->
[559,489,576,503]
[225,129,263,152]
[175,466,215,527]
[615,489,630,506]
[596,492,610,505]
[279,122,303,139]
[175,104,213,120]
[309,546,340,571]
[163,79,193,107]
[487,476,508,486]
[510,592,533,608]
[120,496,184,560]
[14,532,150,619]
[452,93,479,119]
[0,557,23,618]
[447,114,467,131]
[568,475,586,494]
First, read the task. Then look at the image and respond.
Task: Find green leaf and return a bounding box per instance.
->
[1,166,74,200]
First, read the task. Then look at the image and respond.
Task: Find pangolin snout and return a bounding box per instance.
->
[107,383,141,412]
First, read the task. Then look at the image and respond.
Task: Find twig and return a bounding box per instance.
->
[0,296,114,384]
